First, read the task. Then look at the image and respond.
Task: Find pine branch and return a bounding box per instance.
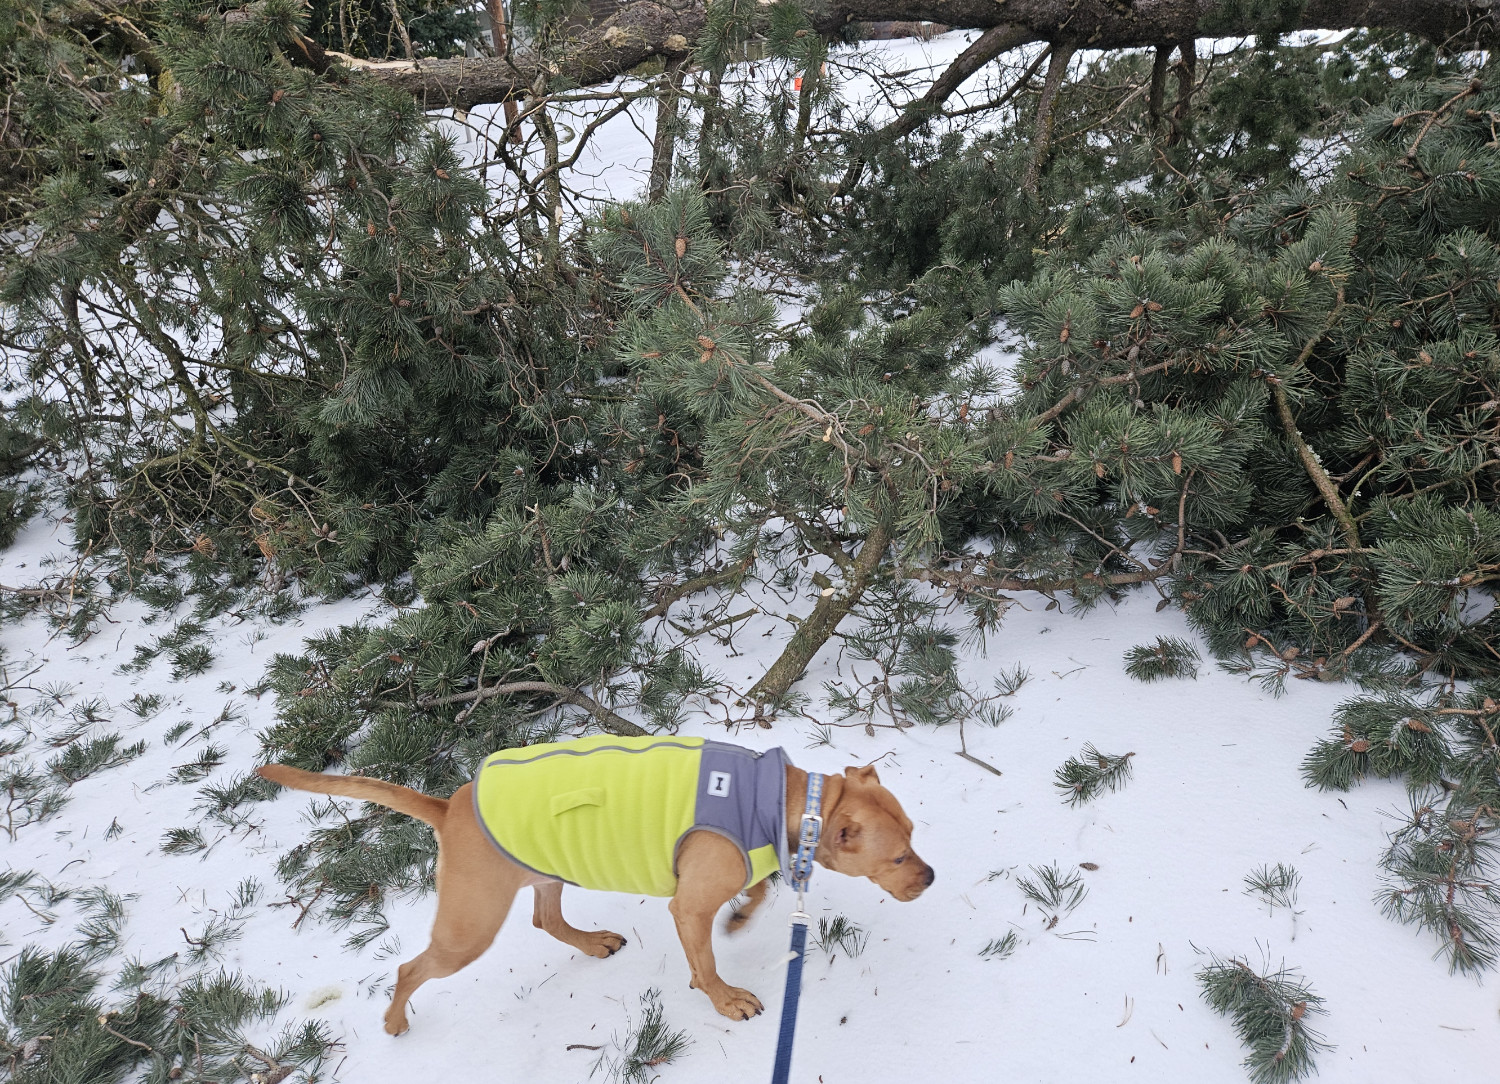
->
[1123,636,1201,682]
[1198,955,1329,1084]
[837,24,1031,195]
[378,681,646,736]
[1378,790,1499,975]
[1269,284,1361,550]
[1054,744,1135,805]
[642,556,756,620]
[1022,41,1078,194]
[593,988,693,1084]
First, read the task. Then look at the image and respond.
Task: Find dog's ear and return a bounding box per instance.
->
[845,764,880,786]
[833,821,862,848]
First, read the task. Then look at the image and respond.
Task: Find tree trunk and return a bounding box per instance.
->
[649,58,687,203]
[484,0,523,139]
[792,43,825,162]
[748,519,892,709]
[301,1,1496,111]
[696,65,724,188]
[1148,43,1171,126]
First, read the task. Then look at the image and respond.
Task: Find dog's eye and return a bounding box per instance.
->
[893,854,907,865]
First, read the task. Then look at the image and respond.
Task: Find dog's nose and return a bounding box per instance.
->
[922,865,935,888]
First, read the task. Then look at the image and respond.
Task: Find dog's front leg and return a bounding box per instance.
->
[726,877,769,933]
[670,831,763,1021]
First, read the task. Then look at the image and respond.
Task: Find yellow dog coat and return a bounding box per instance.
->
[472,734,789,897]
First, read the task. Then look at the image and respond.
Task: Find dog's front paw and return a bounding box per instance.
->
[383,1010,410,1036]
[580,929,627,958]
[710,985,764,1021]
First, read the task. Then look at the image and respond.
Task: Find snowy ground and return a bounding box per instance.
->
[5,29,1498,1084]
[2,500,1497,1084]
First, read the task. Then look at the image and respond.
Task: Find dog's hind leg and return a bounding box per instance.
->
[384,782,524,1036]
[531,882,627,958]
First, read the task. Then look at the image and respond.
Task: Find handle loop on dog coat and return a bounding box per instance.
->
[771,771,822,1084]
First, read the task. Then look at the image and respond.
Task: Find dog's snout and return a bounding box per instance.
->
[922,865,935,888]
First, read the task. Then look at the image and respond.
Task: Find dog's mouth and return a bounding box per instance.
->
[891,877,933,902]
[891,864,934,901]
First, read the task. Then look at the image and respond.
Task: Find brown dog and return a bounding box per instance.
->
[257,749,932,1034]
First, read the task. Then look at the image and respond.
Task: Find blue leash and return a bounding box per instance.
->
[771,772,823,1084]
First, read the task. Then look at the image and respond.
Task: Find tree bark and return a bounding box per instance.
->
[1168,39,1197,145]
[695,64,724,188]
[1148,43,1172,126]
[792,49,822,163]
[484,0,523,137]
[649,57,687,203]
[748,519,893,709]
[317,1,1497,110]
[1022,41,1076,193]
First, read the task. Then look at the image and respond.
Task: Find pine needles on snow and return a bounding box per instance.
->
[0,897,333,1084]
[591,988,693,1084]
[813,914,869,960]
[1054,745,1135,805]
[1301,682,1500,971]
[1198,955,1329,1084]
[1377,790,1500,976]
[45,734,146,784]
[1245,864,1302,913]
[1123,636,1201,681]
[1017,863,1088,927]
[979,931,1020,961]
[1246,864,1305,939]
[160,826,209,856]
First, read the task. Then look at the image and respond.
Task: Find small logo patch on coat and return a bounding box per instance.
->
[707,771,732,797]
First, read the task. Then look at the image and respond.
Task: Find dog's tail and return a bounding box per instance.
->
[257,764,448,829]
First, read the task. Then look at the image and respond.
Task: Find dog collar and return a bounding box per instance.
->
[790,772,824,891]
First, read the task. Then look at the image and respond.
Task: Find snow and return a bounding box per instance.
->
[433,30,1012,216]
[3,499,1497,1083]
[4,29,1498,1084]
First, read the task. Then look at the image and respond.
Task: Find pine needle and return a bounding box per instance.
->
[979,930,1019,960]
